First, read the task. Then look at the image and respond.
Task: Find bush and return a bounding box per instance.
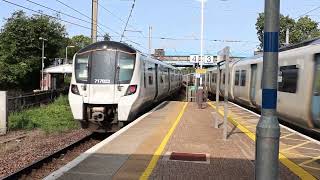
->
[8,96,79,133]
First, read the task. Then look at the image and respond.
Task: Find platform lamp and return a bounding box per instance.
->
[39,37,47,91]
[65,46,75,64]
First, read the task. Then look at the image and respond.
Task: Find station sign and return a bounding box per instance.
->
[189,55,216,64]
[196,68,207,74]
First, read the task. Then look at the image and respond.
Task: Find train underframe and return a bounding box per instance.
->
[80,104,125,133]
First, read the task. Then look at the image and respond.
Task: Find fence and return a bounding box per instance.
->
[7,88,68,113]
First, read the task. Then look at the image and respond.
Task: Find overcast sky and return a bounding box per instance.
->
[0,0,320,57]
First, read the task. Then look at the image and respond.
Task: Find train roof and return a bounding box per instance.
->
[77,41,137,54]
[280,37,320,52]
[77,41,178,70]
[238,37,320,62]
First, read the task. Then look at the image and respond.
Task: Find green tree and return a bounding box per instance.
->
[293,16,320,43]
[0,11,67,90]
[255,13,320,48]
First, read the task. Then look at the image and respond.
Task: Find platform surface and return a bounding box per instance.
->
[45,101,320,180]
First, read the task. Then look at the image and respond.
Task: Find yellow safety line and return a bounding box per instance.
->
[207,102,317,180]
[280,132,295,139]
[282,141,310,152]
[301,164,320,171]
[299,155,320,166]
[139,102,188,180]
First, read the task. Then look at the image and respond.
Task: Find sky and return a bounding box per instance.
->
[0,0,320,57]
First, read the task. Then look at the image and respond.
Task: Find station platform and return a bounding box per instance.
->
[45,101,320,180]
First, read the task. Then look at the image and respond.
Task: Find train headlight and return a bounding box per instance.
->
[125,85,137,96]
[71,84,80,95]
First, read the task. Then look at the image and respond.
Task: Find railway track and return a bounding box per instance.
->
[2,133,107,180]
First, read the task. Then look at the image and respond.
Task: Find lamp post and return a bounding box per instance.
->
[66,46,75,64]
[39,37,47,90]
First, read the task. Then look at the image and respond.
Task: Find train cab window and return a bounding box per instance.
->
[235,70,240,86]
[91,50,116,84]
[278,65,299,93]
[118,52,135,84]
[75,55,89,83]
[240,70,246,86]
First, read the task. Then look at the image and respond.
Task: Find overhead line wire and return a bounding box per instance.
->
[1,0,104,36]
[98,1,144,37]
[120,0,136,42]
[25,0,108,35]
[55,0,122,37]
[295,5,320,19]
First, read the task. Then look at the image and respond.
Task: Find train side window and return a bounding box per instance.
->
[143,62,146,88]
[235,70,240,86]
[240,70,246,86]
[148,75,153,85]
[212,73,215,83]
[278,65,298,93]
[222,73,225,84]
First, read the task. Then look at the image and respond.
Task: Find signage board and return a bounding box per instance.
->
[189,55,216,64]
[196,69,207,74]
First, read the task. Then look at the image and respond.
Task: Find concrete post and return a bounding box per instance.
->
[255,0,281,179]
[223,47,230,141]
[0,91,8,135]
[91,0,98,43]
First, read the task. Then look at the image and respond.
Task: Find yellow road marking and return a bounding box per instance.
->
[280,133,295,139]
[281,137,310,142]
[301,164,320,171]
[139,102,188,180]
[299,155,320,166]
[281,151,314,158]
[207,102,317,180]
[282,141,310,152]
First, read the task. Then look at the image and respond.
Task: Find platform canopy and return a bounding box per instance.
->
[43,64,72,74]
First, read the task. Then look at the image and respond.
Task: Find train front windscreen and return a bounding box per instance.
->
[74,50,135,85]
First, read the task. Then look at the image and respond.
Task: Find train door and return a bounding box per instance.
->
[250,64,258,104]
[168,68,171,92]
[154,64,159,99]
[311,54,320,128]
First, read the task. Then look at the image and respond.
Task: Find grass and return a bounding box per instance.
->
[9,96,79,133]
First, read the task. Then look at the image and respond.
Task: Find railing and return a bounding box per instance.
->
[7,88,68,113]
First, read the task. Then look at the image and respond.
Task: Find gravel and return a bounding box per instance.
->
[0,129,92,179]
[20,138,100,180]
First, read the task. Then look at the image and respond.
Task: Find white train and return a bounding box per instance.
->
[205,38,320,131]
[69,41,182,132]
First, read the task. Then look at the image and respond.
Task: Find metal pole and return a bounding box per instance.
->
[41,39,45,91]
[223,47,230,141]
[255,0,280,179]
[65,46,68,64]
[215,64,220,128]
[199,0,205,86]
[91,0,98,43]
[285,28,290,45]
[148,26,152,55]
